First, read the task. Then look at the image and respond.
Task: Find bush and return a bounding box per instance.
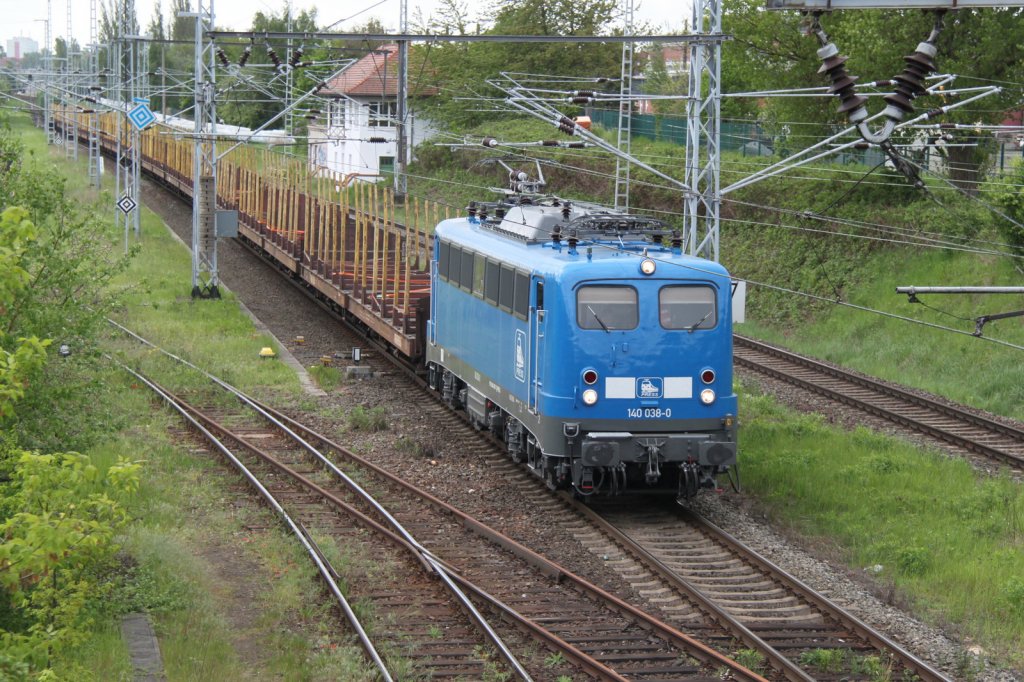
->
[986,163,1024,257]
[895,546,932,577]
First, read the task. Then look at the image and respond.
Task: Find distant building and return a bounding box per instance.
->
[308,44,438,181]
[6,36,39,61]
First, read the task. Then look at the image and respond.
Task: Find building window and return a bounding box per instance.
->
[368,101,397,127]
[379,156,395,174]
[328,100,345,128]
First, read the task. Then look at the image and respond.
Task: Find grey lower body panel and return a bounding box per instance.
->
[580,431,736,468]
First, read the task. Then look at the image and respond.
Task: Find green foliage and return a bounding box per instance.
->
[731,648,766,673]
[0,451,139,675]
[0,126,135,452]
[308,364,343,390]
[347,405,389,432]
[413,0,621,129]
[985,162,1024,256]
[1002,577,1024,616]
[0,207,50,422]
[798,648,847,673]
[543,651,565,668]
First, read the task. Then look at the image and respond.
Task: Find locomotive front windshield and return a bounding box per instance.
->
[577,286,638,330]
[659,285,717,330]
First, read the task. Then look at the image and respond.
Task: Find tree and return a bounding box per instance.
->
[0,123,133,452]
[414,0,622,130]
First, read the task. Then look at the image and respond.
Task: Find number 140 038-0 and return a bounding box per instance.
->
[627,408,672,419]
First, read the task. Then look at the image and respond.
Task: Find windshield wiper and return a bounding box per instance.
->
[587,305,611,333]
[686,310,713,333]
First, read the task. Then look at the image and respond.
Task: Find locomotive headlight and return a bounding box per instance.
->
[639,258,657,275]
[582,389,599,406]
[700,388,716,405]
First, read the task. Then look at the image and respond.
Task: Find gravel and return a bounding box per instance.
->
[140,175,1022,681]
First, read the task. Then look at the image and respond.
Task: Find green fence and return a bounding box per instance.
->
[588,108,887,166]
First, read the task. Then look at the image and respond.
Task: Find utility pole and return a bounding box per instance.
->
[395,0,409,202]
[187,1,221,298]
[613,0,635,212]
[684,0,722,261]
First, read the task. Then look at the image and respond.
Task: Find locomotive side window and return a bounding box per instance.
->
[448,245,462,286]
[484,259,500,304]
[438,241,450,281]
[577,286,638,330]
[473,254,485,296]
[659,286,717,330]
[513,271,530,320]
[498,264,515,312]
[460,248,475,292]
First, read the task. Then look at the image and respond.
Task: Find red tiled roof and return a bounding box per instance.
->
[321,44,438,97]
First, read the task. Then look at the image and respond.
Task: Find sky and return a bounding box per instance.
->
[3,0,693,51]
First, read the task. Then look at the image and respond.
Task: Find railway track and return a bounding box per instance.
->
[115,328,765,681]
[734,335,1024,471]
[570,498,951,682]
[374,377,951,681]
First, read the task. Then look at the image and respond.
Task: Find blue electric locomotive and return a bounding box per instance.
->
[426,194,737,499]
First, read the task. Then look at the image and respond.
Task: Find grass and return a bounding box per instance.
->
[347,405,389,432]
[739,245,1024,421]
[308,363,344,390]
[740,387,1024,665]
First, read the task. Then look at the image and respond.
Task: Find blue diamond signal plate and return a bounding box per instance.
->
[128,103,156,131]
[117,194,137,215]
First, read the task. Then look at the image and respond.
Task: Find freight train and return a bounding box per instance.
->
[50,105,738,500]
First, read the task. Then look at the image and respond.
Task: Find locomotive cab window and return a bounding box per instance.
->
[659,285,717,330]
[577,286,638,330]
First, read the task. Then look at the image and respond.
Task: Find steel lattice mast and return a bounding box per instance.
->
[684,0,722,262]
[43,1,53,144]
[395,0,409,201]
[613,0,635,212]
[88,0,102,187]
[189,1,220,298]
[63,0,78,161]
